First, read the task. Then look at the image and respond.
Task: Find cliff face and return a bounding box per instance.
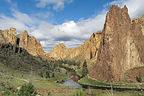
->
[132,16,144,35]
[0,28,17,45]
[17,31,45,56]
[89,5,144,82]
[48,43,70,59]
[0,28,45,56]
[48,32,101,61]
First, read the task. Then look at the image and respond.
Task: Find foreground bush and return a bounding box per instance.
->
[0,82,17,96]
[17,82,37,96]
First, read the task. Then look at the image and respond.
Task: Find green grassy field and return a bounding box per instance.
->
[78,77,138,88]
[1,67,144,96]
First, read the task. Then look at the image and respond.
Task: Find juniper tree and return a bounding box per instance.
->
[82,60,88,77]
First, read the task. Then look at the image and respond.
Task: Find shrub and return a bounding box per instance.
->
[47,92,52,96]
[136,72,143,83]
[0,82,16,96]
[46,71,50,78]
[17,82,37,96]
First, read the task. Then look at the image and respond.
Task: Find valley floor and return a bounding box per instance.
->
[1,70,144,96]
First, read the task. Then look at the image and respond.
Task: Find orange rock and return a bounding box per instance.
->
[0,28,45,56]
[48,32,101,62]
[89,5,144,82]
[0,28,17,45]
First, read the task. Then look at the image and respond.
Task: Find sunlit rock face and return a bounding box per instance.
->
[132,16,144,35]
[48,43,70,60]
[0,28,17,45]
[89,5,144,82]
[48,32,101,62]
[17,31,45,56]
[0,28,45,56]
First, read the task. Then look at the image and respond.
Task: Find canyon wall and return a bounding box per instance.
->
[89,5,144,82]
[48,32,101,62]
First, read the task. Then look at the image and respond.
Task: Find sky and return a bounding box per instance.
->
[0,0,144,52]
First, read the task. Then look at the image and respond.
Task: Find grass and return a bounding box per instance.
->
[78,77,137,88]
[129,66,144,71]
[1,69,144,96]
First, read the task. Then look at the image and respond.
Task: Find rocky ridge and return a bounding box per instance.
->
[48,32,101,62]
[0,28,45,56]
[132,16,144,35]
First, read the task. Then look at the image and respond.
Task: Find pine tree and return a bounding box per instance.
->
[82,60,88,77]
[46,71,50,78]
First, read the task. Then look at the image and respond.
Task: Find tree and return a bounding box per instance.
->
[82,60,88,77]
[46,71,50,78]
[52,73,55,78]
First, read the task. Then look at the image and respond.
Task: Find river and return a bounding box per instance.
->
[62,78,82,88]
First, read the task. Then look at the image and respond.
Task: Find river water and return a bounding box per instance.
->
[62,78,82,88]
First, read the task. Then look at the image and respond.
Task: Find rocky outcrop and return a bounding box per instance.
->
[17,31,45,56]
[0,28,17,45]
[48,32,101,61]
[0,28,45,56]
[48,43,70,59]
[132,16,144,35]
[89,5,144,82]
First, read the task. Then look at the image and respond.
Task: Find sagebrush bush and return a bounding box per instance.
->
[17,82,37,96]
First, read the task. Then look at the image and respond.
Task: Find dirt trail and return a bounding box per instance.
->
[14,77,29,83]
[0,72,29,83]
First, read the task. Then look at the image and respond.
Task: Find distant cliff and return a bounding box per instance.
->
[48,32,101,62]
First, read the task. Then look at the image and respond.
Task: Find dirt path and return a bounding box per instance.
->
[14,77,29,83]
[0,72,29,83]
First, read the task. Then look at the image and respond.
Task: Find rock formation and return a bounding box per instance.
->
[0,28,45,56]
[0,28,17,45]
[132,16,144,35]
[89,5,144,82]
[17,31,45,56]
[48,32,101,62]
[48,43,70,59]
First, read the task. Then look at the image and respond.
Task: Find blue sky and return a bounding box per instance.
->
[0,0,144,52]
[0,0,113,24]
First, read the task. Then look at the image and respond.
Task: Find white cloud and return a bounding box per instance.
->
[30,10,106,43]
[5,0,18,9]
[35,0,73,10]
[41,39,83,52]
[5,0,12,3]
[0,15,28,32]
[12,10,34,25]
[35,12,54,19]
[0,8,106,52]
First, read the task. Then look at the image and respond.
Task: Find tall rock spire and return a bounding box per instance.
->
[89,5,144,82]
